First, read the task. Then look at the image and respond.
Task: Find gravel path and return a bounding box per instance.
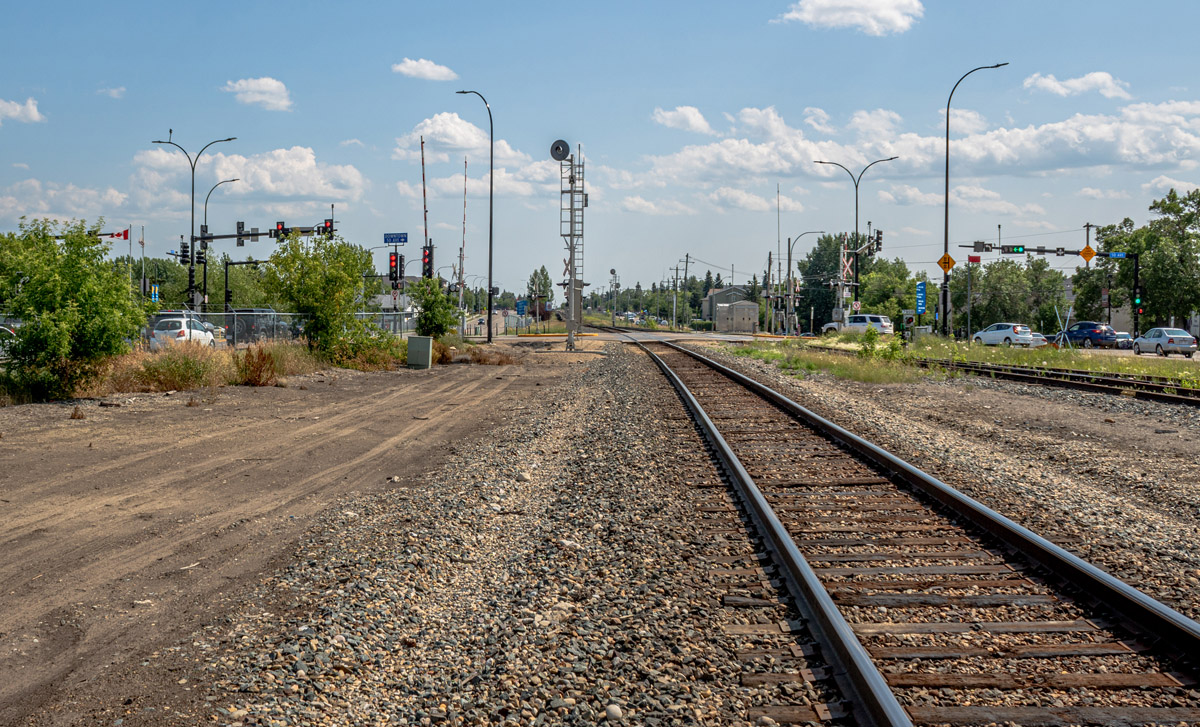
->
[118,344,824,727]
[689,341,1200,623]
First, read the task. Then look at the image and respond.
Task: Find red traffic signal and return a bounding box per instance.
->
[421,244,434,278]
[389,252,399,281]
[323,218,334,236]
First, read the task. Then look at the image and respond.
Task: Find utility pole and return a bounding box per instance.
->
[672,265,681,330]
[1084,222,1095,270]
[766,251,773,334]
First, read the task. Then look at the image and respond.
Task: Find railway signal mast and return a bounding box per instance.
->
[553,139,586,351]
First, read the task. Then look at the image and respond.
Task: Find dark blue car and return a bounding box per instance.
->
[1055,321,1118,349]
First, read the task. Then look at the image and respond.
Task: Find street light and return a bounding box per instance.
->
[943,62,1007,335]
[456,89,494,343]
[202,178,239,312]
[786,230,824,335]
[151,132,236,309]
[813,156,897,302]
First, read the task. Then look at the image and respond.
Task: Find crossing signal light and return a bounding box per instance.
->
[389,252,398,281]
[322,218,334,236]
[1000,244,1026,254]
[421,244,433,278]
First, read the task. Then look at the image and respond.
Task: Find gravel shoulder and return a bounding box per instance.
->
[688,340,1200,622]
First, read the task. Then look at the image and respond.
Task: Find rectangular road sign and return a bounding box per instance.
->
[916,281,927,315]
[516,300,528,315]
[384,232,408,245]
[1107,251,1127,258]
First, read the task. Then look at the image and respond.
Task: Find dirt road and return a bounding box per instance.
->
[0,355,558,726]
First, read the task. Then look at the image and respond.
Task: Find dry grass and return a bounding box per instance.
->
[234,346,278,387]
[467,346,519,365]
[70,405,85,419]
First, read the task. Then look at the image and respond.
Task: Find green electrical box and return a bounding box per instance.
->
[407,335,433,370]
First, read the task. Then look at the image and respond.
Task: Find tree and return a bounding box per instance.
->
[526,265,554,312]
[263,232,373,353]
[1024,257,1067,333]
[410,278,459,337]
[0,218,149,398]
[859,257,913,324]
[703,270,714,296]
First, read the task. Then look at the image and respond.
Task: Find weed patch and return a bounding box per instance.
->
[234,346,278,387]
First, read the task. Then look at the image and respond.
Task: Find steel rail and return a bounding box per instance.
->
[660,340,1200,661]
[635,339,913,727]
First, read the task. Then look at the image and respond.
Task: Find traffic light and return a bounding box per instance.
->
[237,221,246,247]
[322,218,334,237]
[874,229,883,253]
[199,224,209,241]
[196,248,206,266]
[389,252,398,281]
[180,240,190,259]
[270,221,288,239]
[422,244,434,278]
[1135,290,1144,315]
[1000,244,1026,254]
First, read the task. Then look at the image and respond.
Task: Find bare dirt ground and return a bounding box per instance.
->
[0,340,600,726]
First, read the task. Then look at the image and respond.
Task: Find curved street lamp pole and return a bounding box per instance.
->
[943,62,1007,335]
[456,90,494,343]
[202,178,239,313]
[151,132,236,309]
[786,230,825,335]
[814,157,897,303]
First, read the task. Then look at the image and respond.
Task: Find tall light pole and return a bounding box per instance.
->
[943,62,1007,336]
[786,230,824,335]
[151,131,236,309]
[814,157,897,303]
[456,90,494,343]
[202,178,239,313]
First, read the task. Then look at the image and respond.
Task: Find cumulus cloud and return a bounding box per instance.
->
[803,107,835,134]
[849,108,903,138]
[0,97,45,125]
[97,86,125,99]
[707,186,805,213]
[621,196,694,215]
[651,106,719,135]
[938,108,989,135]
[1142,175,1199,194]
[393,112,528,166]
[880,183,1045,217]
[0,178,126,221]
[130,146,364,213]
[1078,187,1130,200]
[340,138,365,147]
[773,0,924,35]
[391,58,458,81]
[1023,71,1132,100]
[221,77,293,111]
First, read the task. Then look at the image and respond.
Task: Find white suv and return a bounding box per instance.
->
[150,317,215,351]
[837,314,893,335]
[972,322,1033,346]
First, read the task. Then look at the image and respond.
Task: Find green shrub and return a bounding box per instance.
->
[689,320,714,331]
[857,326,880,359]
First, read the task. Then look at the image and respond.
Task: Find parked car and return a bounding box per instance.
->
[149,317,215,351]
[831,314,894,335]
[971,322,1033,346]
[1114,331,1133,349]
[1029,332,1049,348]
[1055,321,1118,349]
[1132,328,1197,358]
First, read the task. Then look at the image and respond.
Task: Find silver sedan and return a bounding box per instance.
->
[1132,328,1197,358]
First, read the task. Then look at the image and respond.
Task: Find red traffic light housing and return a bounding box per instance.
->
[389,252,399,281]
[323,218,334,236]
[421,244,434,278]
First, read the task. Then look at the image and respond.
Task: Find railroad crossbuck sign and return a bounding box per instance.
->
[938,253,956,273]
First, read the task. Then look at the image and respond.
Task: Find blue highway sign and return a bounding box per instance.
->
[1107,251,1127,258]
[916,281,927,315]
[384,233,408,245]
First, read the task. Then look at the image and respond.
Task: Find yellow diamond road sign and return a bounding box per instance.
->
[1080,245,1095,262]
[938,253,956,273]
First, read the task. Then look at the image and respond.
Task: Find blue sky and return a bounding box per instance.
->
[3,0,1199,298]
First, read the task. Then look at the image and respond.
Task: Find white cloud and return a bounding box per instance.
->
[393,112,529,167]
[1023,71,1132,100]
[620,196,694,215]
[900,226,928,236]
[221,77,293,111]
[340,138,364,147]
[880,182,1045,217]
[651,106,719,136]
[709,187,771,211]
[97,86,125,99]
[391,58,458,81]
[803,107,835,134]
[1142,175,1199,194]
[12,162,29,170]
[0,97,45,125]
[773,0,924,36]
[937,108,989,135]
[0,178,126,221]
[849,108,903,138]
[1078,187,1130,200]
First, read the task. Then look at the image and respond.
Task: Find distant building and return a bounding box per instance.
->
[715,300,759,333]
[702,285,749,320]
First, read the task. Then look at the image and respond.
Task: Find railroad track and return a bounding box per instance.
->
[631,337,1200,726]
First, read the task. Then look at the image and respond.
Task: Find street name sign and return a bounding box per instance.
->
[384,233,408,245]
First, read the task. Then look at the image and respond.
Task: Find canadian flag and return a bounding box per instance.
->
[106,230,129,240]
